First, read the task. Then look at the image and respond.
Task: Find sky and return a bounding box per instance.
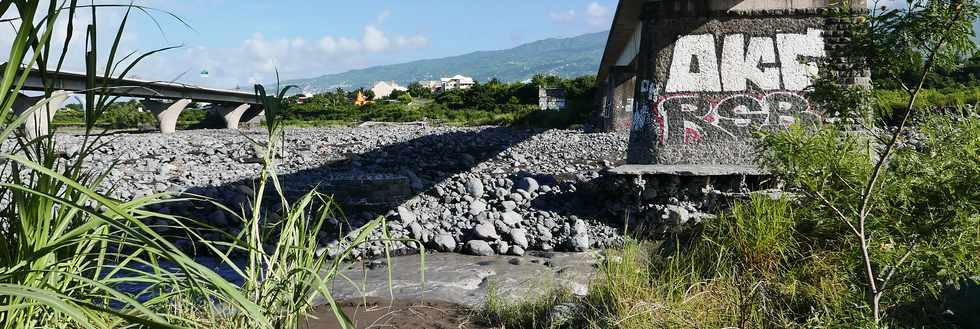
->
[1,1,617,89]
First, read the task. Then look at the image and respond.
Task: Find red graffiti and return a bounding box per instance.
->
[653,91,819,145]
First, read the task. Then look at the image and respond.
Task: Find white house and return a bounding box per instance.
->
[438,75,475,91]
[370,81,408,99]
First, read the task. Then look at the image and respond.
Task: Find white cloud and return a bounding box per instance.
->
[362,25,390,52]
[550,2,613,30]
[549,10,577,23]
[585,2,612,27]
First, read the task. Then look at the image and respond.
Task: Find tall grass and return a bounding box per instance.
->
[478,196,866,328]
[0,2,387,328]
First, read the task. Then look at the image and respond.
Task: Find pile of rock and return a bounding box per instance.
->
[43,124,629,257]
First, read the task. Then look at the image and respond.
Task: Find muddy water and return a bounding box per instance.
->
[320,251,600,308]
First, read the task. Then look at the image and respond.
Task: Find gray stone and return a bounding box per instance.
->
[465,240,494,256]
[496,240,509,254]
[465,177,485,198]
[469,200,487,216]
[494,220,510,235]
[665,205,690,226]
[501,200,517,211]
[409,222,424,240]
[473,222,499,240]
[510,228,529,249]
[501,211,522,227]
[509,245,526,256]
[546,303,586,327]
[433,234,456,252]
[397,206,417,224]
[568,234,590,252]
[572,219,588,235]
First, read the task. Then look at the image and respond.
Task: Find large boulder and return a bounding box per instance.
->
[465,177,485,198]
[501,211,523,227]
[510,228,529,249]
[432,234,457,252]
[465,240,494,256]
[473,222,499,240]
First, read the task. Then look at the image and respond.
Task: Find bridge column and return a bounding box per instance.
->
[608,65,636,133]
[211,103,252,129]
[12,90,71,139]
[143,99,191,134]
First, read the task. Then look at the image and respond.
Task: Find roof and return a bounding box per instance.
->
[597,0,648,84]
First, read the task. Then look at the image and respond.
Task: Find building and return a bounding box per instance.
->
[418,80,442,93]
[296,92,314,104]
[438,75,475,91]
[370,81,408,99]
[595,0,868,166]
[538,87,567,111]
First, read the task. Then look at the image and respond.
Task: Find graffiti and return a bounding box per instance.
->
[651,28,825,144]
[654,92,818,145]
[666,29,825,93]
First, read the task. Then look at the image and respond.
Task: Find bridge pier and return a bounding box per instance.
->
[211,103,252,129]
[603,66,636,132]
[12,90,71,139]
[143,99,191,134]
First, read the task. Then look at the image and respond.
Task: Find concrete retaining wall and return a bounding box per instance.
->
[624,4,867,165]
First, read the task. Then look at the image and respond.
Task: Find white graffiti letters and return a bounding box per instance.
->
[665,34,722,93]
[777,29,826,91]
[721,34,780,91]
[666,29,825,92]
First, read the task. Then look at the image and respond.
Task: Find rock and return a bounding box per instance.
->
[509,245,526,256]
[568,234,590,252]
[572,219,588,235]
[469,200,487,216]
[545,303,585,327]
[465,178,485,198]
[465,240,494,256]
[397,206,417,224]
[433,234,456,252]
[494,220,510,235]
[510,228,529,249]
[515,177,539,193]
[501,200,518,211]
[496,240,509,254]
[409,222,424,240]
[665,205,690,226]
[473,222,499,240]
[501,211,522,227]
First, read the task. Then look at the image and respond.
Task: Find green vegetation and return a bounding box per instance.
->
[0,2,394,328]
[283,75,598,128]
[479,0,980,327]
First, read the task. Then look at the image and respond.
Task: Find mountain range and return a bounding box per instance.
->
[282,30,609,93]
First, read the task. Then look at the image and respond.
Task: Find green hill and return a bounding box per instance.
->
[282,31,608,92]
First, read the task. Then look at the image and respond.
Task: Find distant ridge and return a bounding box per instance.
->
[281,31,608,93]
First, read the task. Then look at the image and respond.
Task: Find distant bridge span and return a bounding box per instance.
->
[7,65,264,138]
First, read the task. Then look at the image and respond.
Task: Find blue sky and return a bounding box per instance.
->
[1,1,616,89]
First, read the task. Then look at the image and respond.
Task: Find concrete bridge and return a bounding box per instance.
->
[596,0,869,168]
[10,67,263,139]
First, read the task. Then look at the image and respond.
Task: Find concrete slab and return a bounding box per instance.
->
[607,164,767,176]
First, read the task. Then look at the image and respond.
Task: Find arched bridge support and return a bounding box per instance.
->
[12,90,71,140]
[143,99,191,134]
[211,103,252,130]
